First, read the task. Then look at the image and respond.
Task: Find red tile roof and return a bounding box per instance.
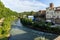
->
[55,7,60,11]
[38,10,46,14]
[55,9,60,11]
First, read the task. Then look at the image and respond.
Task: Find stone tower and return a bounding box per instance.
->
[50,3,54,9]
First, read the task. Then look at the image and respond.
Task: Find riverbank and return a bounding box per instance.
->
[9,19,59,40]
[20,18,60,35]
[0,17,18,40]
[24,25,60,35]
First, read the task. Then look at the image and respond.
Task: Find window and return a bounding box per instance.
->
[47,12,48,14]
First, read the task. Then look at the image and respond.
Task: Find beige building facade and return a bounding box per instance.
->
[46,3,60,24]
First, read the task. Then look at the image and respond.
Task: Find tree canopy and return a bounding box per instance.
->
[0,1,18,18]
[0,1,18,39]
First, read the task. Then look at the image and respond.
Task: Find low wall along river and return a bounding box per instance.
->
[9,19,59,40]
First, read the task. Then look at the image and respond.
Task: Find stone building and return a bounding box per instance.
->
[34,3,60,24]
[34,10,46,19]
[46,3,60,24]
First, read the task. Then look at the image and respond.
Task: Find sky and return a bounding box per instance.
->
[1,0,60,12]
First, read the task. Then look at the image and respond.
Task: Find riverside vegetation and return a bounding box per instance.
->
[0,0,36,40]
[0,1,18,40]
[20,18,60,34]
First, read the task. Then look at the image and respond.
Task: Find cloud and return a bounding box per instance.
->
[1,0,47,12]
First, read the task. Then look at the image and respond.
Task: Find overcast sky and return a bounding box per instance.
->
[1,0,60,12]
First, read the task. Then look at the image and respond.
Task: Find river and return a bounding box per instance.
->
[9,19,58,40]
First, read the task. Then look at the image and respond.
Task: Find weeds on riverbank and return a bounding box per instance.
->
[0,17,17,40]
[20,18,60,34]
[0,1,18,40]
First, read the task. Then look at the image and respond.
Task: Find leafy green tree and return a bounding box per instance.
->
[0,1,18,39]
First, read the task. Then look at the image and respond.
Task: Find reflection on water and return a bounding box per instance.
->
[11,28,27,36]
[9,19,59,40]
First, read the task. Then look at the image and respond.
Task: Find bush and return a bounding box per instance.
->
[21,18,60,34]
[21,18,33,25]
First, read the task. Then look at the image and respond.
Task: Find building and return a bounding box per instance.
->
[34,10,46,19]
[28,16,34,20]
[46,3,60,24]
[34,3,60,24]
[46,3,55,19]
[34,10,46,22]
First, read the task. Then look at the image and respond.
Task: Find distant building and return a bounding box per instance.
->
[34,10,46,21]
[28,16,34,20]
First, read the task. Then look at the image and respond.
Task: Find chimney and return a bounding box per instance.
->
[50,3,54,8]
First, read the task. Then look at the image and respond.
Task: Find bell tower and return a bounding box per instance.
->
[50,3,54,9]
